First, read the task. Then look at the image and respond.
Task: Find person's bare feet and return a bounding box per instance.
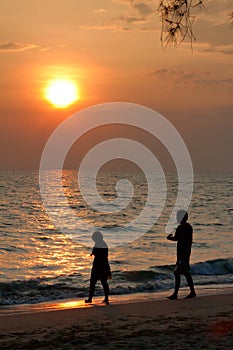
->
[184,292,196,299]
[167,293,178,300]
[85,298,92,304]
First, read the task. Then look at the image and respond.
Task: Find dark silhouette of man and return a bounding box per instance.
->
[85,231,111,305]
[167,210,196,300]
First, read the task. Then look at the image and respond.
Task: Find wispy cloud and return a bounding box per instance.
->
[0,42,38,52]
[179,41,233,56]
[94,8,106,13]
[131,1,154,16]
[116,0,154,16]
[147,67,233,86]
[195,78,233,85]
[198,44,233,56]
[113,0,156,28]
[79,24,130,32]
[147,68,195,81]
[80,1,157,33]
[197,0,233,26]
[112,15,148,24]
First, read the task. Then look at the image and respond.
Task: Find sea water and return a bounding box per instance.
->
[0,170,232,306]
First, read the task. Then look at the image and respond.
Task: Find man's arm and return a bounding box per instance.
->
[167,233,177,241]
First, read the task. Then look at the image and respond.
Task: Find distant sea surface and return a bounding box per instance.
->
[0,170,232,306]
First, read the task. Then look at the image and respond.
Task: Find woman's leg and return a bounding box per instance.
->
[100,277,109,302]
[85,275,98,302]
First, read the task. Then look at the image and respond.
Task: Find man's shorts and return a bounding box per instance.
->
[174,260,189,274]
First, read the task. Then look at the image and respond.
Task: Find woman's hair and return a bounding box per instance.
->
[92,231,103,242]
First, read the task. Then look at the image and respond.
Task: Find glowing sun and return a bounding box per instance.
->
[45,79,79,108]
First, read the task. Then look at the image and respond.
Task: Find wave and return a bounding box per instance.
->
[116,258,233,283]
[191,258,233,275]
[0,258,232,306]
[0,277,86,306]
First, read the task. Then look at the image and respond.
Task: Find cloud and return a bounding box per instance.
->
[179,41,233,56]
[80,1,157,33]
[147,67,233,86]
[113,0,156,26]
[80,20,157,33]
[192,1,233,46]
[198,0,233,25]
[194,78,233,85]
[0,42,38,52]
[140,26,159,32]
[131,1,153,16]
[147,68,195,81]
[198,44,233,55]
[94,8,106,13]
[80,24,131,32]
[40,47,51,52]
[112,15,148,24]
[116,0,154,14]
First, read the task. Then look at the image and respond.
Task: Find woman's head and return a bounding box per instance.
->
[92,231,103,243]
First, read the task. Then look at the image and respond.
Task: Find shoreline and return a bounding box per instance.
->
[0,291,232,349]
[1,284,233,317]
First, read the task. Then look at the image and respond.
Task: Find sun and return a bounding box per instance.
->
[44,79,79,108]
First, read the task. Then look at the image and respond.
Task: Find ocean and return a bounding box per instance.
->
[0,170,232,306]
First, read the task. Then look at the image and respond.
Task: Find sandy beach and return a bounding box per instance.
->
[0,292,233,349]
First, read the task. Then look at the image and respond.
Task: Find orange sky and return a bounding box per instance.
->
[0,0,232,172]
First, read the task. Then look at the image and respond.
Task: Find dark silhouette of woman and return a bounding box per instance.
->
[85,231,111,305]
[167,210,196,300]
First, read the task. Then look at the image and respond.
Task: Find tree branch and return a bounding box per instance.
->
[158,0,205,49]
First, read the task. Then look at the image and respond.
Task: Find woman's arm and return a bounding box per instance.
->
[90,247,96,256]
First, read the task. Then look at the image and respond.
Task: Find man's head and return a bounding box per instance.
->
[177,210,188,224]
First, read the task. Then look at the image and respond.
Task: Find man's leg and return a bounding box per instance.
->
[184,272,196,298]
[174,269,181,297]
[167,268,180,300]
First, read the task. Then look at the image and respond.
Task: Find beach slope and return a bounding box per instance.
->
[0,293,233,349]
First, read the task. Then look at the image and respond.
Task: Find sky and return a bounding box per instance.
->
[0,0,232,172]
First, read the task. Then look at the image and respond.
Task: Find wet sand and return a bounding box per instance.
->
[0,292,233,349]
